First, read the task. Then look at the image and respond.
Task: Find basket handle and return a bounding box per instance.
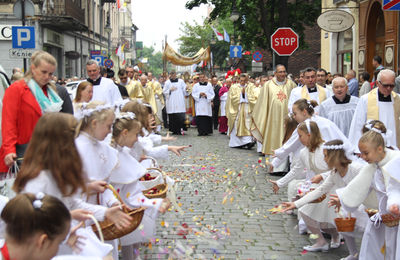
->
[145,156,158,168]
[87,214,104,243]
[145,168,167,184]
[96,184,127,213]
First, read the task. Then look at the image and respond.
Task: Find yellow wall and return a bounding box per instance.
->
[320,0,359,75]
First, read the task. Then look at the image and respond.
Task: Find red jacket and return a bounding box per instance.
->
[0,79,42,172]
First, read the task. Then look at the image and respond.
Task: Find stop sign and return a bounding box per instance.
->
[271,27,299,56]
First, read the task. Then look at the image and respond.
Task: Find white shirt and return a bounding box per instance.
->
[90,77,123,106]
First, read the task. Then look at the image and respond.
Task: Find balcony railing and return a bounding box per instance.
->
[40,0,86,31]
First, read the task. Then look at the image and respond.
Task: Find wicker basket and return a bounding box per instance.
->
[143,183,168,199]
[305,189,326,203]
[381,213,400,227]
[91,185,146,241]
[334,217,356,232]
[140,168,164,190]
[365,209,378,218]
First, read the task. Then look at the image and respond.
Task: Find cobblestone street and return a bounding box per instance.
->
[140,128,351,259]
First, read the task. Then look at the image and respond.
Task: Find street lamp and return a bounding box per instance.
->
[104,15,112,58]
[229,9,240,22]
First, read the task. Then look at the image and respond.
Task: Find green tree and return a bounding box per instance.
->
[136,46,171,77]
[185,0,321,69]
[177,18,235,72]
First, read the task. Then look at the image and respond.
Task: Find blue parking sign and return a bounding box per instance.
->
[12,26,35,49]
[92,55,104,66]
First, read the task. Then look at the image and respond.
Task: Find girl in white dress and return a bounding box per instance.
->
[269,120,329,202]
[282,139,366,257]
[121,100,187,166]
[13,112,132,258]
[109,112,170,260]
[0,193,71,260]
[269,98,350,171]
[74,102,135,259]
[331,123,400,260]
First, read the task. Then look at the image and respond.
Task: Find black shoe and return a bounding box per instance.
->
[268,171,288,176]
[245,142,256,150]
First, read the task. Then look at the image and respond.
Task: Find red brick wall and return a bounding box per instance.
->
[259,25,321,76]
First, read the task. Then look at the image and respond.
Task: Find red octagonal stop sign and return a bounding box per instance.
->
[271,27,299,56]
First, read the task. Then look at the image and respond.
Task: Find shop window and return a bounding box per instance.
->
[337,28,353,76]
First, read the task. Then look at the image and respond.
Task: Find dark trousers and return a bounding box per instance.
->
[196,116,213,135]
[168,113,185,134]
[212,106,220,130]
[162,107,168,128]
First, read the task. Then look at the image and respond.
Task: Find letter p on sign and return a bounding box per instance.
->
[12,26,35,49]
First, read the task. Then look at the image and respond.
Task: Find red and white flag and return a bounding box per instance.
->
[211,26,224,41]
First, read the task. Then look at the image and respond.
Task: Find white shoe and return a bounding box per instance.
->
[330,240,341,249]
[303,243,329,252]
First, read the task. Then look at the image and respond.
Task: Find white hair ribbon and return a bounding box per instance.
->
[305,119,311,133]
[115,112,136,120]
[75,103,114,121]
[33,192,45,209]
[365,123,387,145]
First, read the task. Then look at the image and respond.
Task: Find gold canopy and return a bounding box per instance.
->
[163,43,211,66]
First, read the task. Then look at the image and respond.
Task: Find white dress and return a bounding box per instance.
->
[229,91,253,147]
[191,82,215,117]
[109,145,163,245]
[319,95,359,137]
[295,162,368,230]
[348,94,397,152]
[163,79,187,114]
[276,145,329,201]
[337,149,400,260]
[271,115,351,168]
[90,77,123,106]
[22,170,113,257]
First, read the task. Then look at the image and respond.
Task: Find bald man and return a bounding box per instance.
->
[319,77,359,137]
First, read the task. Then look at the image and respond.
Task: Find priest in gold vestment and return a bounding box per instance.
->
[226,74,257,149]
[148,72,164,126]
[126,76,144,99]
[251,65,296,155]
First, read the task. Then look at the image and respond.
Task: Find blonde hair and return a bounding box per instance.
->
[359,130,385,149]
[111,113,141,147]
[297,121,324,152]
[25,50,58,91]
[121,100,150,132]
[362,120,387,134]
[75,101,115,136]
[293,99,318,116]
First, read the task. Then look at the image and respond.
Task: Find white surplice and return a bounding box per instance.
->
[348,95,397,152]
[337,149,400,260]
[163,79,187,114]
[220,92,228,117]
[191,82,215,116]
[90,77,123,106]
[287,86,332,112]
[319,95,359,137]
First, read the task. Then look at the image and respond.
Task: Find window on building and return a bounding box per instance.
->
[337,28,353,76]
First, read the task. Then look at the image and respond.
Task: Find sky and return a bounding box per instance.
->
[131,0,209,52]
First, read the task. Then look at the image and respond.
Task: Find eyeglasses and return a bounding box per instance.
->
[378,80,395,89]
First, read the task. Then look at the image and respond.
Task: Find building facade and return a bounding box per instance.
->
[0,0,136,78]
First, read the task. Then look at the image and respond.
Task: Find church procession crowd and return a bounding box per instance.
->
[1,48,400,260]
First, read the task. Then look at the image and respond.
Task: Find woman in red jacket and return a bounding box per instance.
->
[0,50,63,172]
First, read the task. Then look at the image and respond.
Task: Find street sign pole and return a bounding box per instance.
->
[21,0,26,72]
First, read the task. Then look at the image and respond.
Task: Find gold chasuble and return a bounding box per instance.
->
[150,81,165,106]
[367,88,400,147]
[251,78,296,155]
[301,84,327,103]
[126,80,144,99]
[226,83,257,136]
[142,83,158,114]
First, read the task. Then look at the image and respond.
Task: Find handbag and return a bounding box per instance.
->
[0,162,18,198]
